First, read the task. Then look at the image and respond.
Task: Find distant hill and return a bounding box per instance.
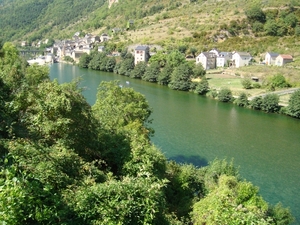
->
[1,0,300,56]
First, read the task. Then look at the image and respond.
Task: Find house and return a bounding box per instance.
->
[217,52,232,67]
[82,45,92,54]
[275,54,293,66]
[100,33,110,42]
[265,52,279,65]
[112,28,121,33]
[91,36,100,43]
[45,53,55,63]
[21,41,27,47]
[98,46,105,52]
[196,52,216,70]
[231,52,252,68]
[134,45,150,65]
[71,51,85,62]
[209,48,220,57]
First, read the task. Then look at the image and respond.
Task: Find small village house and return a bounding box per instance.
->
[209,48,220,57]
[98,46,105,52]
[134,45,150,65]
[265,52,279,65]
[21,41,28,47]
[231,52,252,68]
[217,52,232,67]
[275,54,293,66]
[71,51,85,62]
[100,33,110,42]
[196,52,216,70]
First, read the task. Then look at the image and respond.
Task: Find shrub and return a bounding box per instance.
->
[241,78,252,89]
[235,92,249,107]
[218,88,233,102]
[252,82,261,89]
[250,96,263,110]
[286,90,300,118]
[261,94,280,113]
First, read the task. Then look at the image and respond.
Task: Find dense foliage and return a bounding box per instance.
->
[0,43,295,224]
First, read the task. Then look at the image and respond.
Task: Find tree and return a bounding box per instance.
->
[148,50,167,67]
[142,61,160,82]
[157,63,173,85]
[0,42,26,92]
[130,61,147,79]
[178,45,187,54]
[286,90,300,118]
[192,175,293,225]
[245,5,266,23]
[284,13,298,28]
[118,55,134,76]
[168,63,193,91]
[235,92,249,107]
[266,74,290,90]
[25,64,49,86]
[189,47,197,58]
[218,88,233,102]
[92,81,152,136]
[193,63,206,78]
[261,94,280,113]
[106,57,116,72]
[166,50,186,69]
[264,20,278,36]
[194,77,209,95]
[78,53,92,68]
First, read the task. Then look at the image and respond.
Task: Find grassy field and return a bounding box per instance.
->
[205,70,295,105]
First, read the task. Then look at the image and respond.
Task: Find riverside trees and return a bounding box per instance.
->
[0,43,295,224]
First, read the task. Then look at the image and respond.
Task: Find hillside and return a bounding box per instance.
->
[0,0,300,56]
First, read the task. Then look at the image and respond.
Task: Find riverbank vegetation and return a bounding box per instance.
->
[78,47,300,119]
[0,43,295,224]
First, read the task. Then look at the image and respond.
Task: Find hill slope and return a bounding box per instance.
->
[0,0,300,55]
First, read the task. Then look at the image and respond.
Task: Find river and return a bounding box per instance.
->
[50,63,300,224]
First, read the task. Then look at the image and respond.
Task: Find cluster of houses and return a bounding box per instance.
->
[51,32,111,61]
[195,50,294,69]
[133,46,294,70]
[24,33,294,69]
[26,32,111,65]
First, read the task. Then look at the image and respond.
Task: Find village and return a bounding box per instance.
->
[24,31,294,71]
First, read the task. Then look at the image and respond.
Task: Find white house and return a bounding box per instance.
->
[216,52,232,67]
[100,33,110,42]
[275,54,293,66]
[134,45,150,65]
[98,46,105,52]
[265,52,279,65]
[232,52,252,68]
[196,52,216,70]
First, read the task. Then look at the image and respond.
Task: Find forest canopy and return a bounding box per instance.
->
[0,43,294,224]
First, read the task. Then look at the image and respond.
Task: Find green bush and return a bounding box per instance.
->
[235,92,249,107]
[261,94,280,113]
[250,96,263,110]
[241,78,252,89]
[217,88,233,102]
[286,90,300,118]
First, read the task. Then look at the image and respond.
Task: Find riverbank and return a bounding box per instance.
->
[50,63,300,224]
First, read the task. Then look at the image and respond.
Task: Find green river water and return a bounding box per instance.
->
[50,63,300,224]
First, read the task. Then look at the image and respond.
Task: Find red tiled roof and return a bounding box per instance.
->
[280,54,293,59]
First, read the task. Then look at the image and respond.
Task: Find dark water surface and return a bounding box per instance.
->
[50,63,300,223]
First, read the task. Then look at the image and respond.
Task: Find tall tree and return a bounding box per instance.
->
[158,63,173,85]
[168,63,193,91]
[130,61,147,79]
[142,61,160,82]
